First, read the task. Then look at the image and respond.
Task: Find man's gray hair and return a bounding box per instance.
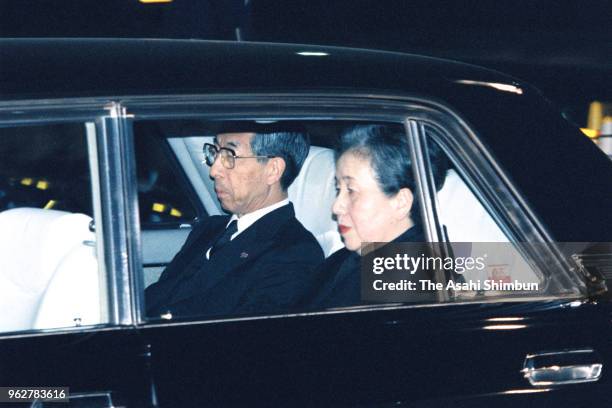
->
[250,132,310,190]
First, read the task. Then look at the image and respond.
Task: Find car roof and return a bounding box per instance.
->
[1,38,610,241]
[0,38,523,100]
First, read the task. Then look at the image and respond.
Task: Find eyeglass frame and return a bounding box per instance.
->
[203,143,277,169]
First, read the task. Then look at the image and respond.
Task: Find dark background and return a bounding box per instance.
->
[2,0,610,125]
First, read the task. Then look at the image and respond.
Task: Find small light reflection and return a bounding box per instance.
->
[502,388,551,395]
[455,79,523,95]
[482,324,527,330]
[580,128,600,139]
[140,0,173,3]
[297,52,329,57]
[487,317,525,322]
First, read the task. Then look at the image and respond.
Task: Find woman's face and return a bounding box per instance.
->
[332,151,413,252]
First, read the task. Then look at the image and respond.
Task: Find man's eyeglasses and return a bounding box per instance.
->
[203,143,276,169]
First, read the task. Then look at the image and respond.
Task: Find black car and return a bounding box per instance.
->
[0,38,611,407]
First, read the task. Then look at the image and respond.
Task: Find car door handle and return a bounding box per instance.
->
[522,348,603,386]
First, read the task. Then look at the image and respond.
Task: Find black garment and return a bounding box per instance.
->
[302,224,427,309]
[145,203,324,318]
[209,219,237,257]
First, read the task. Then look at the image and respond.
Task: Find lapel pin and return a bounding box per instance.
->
[240,252,249,258]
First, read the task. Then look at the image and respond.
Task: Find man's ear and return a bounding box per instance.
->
[393,187,414,220]
[265,157,286,186]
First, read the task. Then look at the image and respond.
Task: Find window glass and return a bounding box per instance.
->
[0,124,92,214]
[0,123,107,333]
[140,119,446,322]
[424,127,579,302]
[133,121,199,228]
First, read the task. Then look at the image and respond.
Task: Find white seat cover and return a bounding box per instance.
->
[34,242,100,329]
[0,208,96,332]
[288,146,343,257]
[437,169,508,243]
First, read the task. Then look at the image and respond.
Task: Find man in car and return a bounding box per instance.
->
[145,124,324,319]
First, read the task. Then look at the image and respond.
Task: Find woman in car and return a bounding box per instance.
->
[304,124,448,309]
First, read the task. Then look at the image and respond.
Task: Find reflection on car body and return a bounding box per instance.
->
[0,38,611,407]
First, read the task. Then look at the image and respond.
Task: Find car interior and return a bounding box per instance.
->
[0,118,543,333]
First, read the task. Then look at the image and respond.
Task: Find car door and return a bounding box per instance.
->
[141,300,612,407]
[126,94,612,407]
[0,107,152,407]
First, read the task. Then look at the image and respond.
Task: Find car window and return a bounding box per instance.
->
[421,124,583,302]
[139,119,417,319]
[133,121,201,228]
[0,122,108,333]
[0,124,93,214]
[136,115,587,325]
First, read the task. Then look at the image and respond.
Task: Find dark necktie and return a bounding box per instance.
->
[209,220,238,257]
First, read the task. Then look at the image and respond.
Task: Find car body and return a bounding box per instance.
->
[0,38,611,407]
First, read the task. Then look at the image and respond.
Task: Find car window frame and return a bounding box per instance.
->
[121,92,589,329]
[414,119,587,296]
[0,99,131,338]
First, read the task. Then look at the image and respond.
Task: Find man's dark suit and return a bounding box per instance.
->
[145,203,324,318]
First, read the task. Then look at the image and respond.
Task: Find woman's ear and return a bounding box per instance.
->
[393,187,414,220]
[265,157,286,186]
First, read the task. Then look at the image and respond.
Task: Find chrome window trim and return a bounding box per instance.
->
[86,122,110,324]
[406,119,449,302]
[122,116,146,324]
[95,103,135,326]
[0,99,116,124]
[406,120,443,243]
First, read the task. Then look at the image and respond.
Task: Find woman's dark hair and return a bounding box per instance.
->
[337,124,448,222]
